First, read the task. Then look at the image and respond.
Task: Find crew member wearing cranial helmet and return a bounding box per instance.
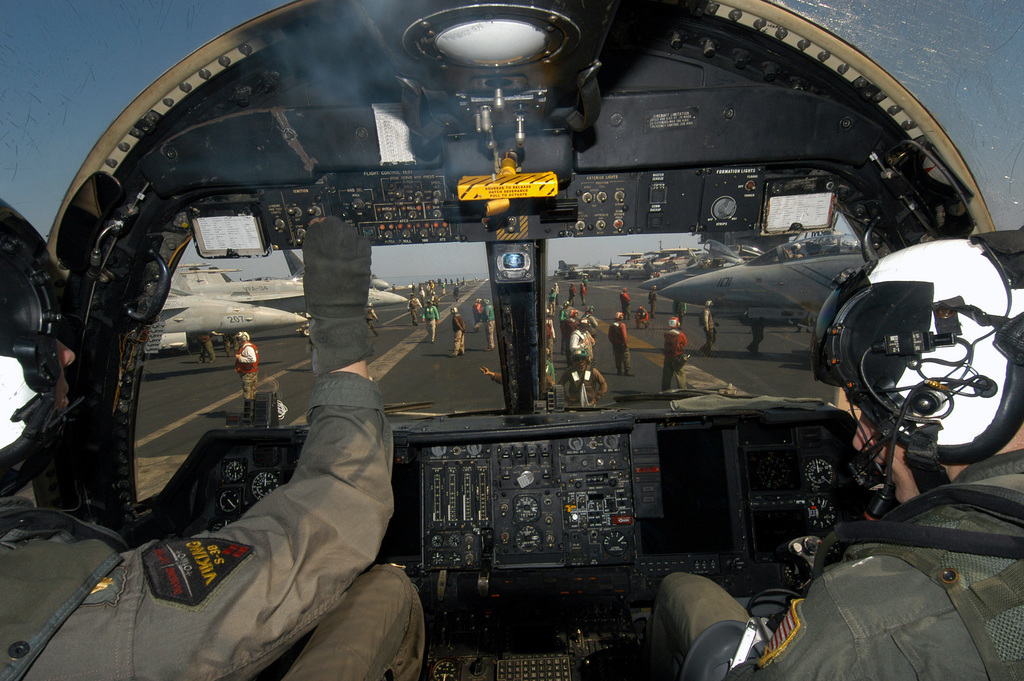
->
[0,199,75,491]
[646,236,1024,681]
[234,330,260,399]
[1,209,423,680]
[661,317,687,391]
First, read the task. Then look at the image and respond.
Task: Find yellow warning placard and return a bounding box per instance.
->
[458,172,559,201]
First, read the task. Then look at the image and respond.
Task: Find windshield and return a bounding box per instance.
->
[135,234,837,498]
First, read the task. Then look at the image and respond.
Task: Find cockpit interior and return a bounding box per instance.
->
[36,1,997,678]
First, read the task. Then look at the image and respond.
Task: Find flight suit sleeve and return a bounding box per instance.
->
[27,371,395,681]
[722,555,986,680]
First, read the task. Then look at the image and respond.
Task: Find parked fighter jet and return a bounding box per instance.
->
[150,294,309,352]
[554,260,610,279]
[173,263,407,312]
[639,240,747,291]
[659,234,864,325]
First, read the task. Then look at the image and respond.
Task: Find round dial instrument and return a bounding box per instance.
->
[806,495,838,531]
[513,495,540,523]
[803,458,836,492]
[222,459,246,483]
[514,526,541,553]
[429,658,459,681]
[603,530,629,557]
[216,488,242,514]
[250,471,282,500]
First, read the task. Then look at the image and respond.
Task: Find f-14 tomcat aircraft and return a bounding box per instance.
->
[659,234,864,327]
[26,0,1013,678]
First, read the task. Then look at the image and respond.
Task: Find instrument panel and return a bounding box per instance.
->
[143,406,859,600]
[179,165,843,253]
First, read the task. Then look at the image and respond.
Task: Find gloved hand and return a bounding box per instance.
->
[303,217,372,374]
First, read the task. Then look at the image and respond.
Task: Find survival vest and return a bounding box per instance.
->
[664,330,687,357]
[235,341,259,374]
[818,477,1024,681]
[567,369,595,407]
[608,322,628,346]
[0,499,126,681]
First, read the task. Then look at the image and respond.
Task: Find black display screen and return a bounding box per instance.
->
[640,427,736,554]
[751,510,806,554]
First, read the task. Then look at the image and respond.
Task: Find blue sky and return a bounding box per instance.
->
[0,1,282,232]
[1,0,1021,279]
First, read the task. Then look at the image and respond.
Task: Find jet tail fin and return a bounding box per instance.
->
[283,250,305,278]
[170,271,192,294]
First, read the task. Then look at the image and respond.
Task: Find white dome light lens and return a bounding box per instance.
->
[435,20,550,66]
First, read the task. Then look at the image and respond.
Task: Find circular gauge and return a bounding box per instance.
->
[514,526,541,552]
[217,488,243,515]
[603,434,620,449]
[567,437,584,452]
[603,530,629,557]
[429,658,459,681]
[806,495,838,531]
[222,459,246,483]
[430,534,444,549]
[803,458,836,492]
[513,495,540,523]
[430,446,447,458]
[749,450,794,489]
[250,471,282,500]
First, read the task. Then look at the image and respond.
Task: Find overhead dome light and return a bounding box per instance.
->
[405,7,578,68]
[435,20,551,66]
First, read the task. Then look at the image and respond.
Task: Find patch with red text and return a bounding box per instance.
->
[142,539,253,608]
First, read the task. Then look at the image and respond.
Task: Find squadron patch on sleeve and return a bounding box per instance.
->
[142,539,253,608]
[758,598,804,667]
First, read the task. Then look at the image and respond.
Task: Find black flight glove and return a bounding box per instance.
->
[303,216,373,375]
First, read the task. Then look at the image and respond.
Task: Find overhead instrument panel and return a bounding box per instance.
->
[177,167,863,254]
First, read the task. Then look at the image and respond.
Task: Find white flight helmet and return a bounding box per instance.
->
[0,199,67,470]
[814,237,1024,464]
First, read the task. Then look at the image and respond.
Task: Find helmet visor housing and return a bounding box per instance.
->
[0,200,64,465]
[813,239,1024,464]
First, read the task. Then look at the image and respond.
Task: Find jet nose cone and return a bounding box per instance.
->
[377,291,409,306]
[662,277,718,305]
